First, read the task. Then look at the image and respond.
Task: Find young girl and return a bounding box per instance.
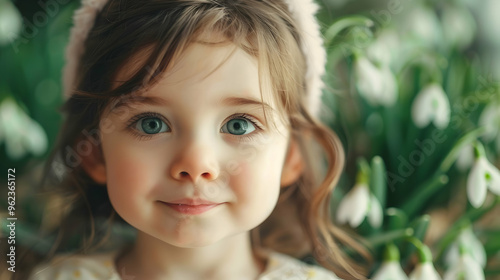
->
[27,0,368,279]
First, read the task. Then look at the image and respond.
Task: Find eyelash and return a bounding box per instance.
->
[125,112,264,142]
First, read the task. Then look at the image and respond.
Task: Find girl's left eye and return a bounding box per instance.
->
[135,117,169,134]
[221,115,257,136]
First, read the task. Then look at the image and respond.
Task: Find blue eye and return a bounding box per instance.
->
[221,118,256,135]
[136,117,169,134]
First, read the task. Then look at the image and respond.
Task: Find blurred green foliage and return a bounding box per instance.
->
[0,0,80,177]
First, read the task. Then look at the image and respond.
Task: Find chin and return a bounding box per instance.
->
[163,229,226,248]
[165,236,225,248]
[165,227,251,249]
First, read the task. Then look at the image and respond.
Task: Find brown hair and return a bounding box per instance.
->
[29,1,369,279]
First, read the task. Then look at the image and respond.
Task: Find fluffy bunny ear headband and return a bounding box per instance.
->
[63,0,326,117]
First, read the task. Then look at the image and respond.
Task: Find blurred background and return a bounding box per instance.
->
[1,0,499,279]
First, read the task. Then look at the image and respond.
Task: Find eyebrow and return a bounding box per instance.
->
[220,97,274,112]
[110,95,274,113]
[109,95,169,112]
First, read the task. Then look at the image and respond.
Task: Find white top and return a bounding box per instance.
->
[29,250,342,280]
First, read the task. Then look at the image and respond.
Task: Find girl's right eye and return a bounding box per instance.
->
[135,117,169,134]
[126,112,170,138]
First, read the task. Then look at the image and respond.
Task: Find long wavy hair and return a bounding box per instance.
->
[23,1,370,279]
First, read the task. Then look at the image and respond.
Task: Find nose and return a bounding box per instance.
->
[169,141,220,184]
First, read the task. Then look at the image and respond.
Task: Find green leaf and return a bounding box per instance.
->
[401,174,449,216]
[370,156,386,209]
[324,16,374,47]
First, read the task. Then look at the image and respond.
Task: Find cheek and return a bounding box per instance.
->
[229,142,287,218]
[101,138,166,219]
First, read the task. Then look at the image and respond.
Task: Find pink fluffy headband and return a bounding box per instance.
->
[62,0,326,117]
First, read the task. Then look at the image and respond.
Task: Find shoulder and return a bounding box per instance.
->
[260,251,343,280]
[28,251,121,280]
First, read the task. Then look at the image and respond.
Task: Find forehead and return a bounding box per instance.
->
[163,42,257,87]
[112,39,276,109]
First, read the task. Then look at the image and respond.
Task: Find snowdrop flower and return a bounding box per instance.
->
[354,57,398,107]
[373,261,408,280]
[336,183,383,228]
[444,253,484,280]
[411,84,450,129]
[467,143,500,208]
[409,262,442,280]
[372,244,409,280]
[445,227,486,268]
[478,0,500,47]
[366,29,400,67]
[0,99,48,160]
[478,102,500,143]
[456,144,474,171]
[400,5,442,48]
[441,4,476,49]
[409,245,442,280]
[0,0,22,45]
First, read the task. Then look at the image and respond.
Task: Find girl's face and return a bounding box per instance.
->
[86,42,302,247]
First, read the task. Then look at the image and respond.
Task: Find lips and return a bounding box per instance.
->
[160,198,223,215]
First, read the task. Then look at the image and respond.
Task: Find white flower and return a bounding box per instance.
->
[467,156,500,208]
[444,254,485,280]
[441,4,476,49]
[445,227,486,268]
[372,261,409,280]
[337,183,368,227]
[400,5,442,48]
[411,84,450,129]
[478,0,500,47]
[456,144,474,171]
[479,102,500,142]
[366,29,400,67]
[354,57,398,107]
[0,99,48,160]
[409,262,442,280]
[0,0,22,45]
[336,183,383,228]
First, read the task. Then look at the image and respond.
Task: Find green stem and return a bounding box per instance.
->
[405,236,433,263]
[356,157,371,184]
[402,215,431,264]
[473,141,486,158]
[365,228,414,248]
[438,127,488,173]
[324,16,374,47]
[383,243,401,262]
[464,197,500,223]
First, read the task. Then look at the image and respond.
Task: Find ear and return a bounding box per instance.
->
[280,138,304,187]
[81,143,107,185]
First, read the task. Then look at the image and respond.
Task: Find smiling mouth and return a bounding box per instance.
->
[160,202,223,215]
